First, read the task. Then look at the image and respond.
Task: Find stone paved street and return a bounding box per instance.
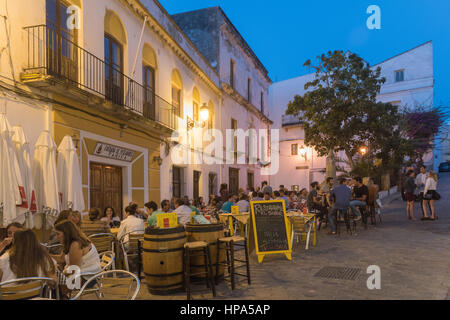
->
[138,173,450,300]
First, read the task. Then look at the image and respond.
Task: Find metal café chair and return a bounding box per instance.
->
[41,242,64,255]
[88,233,116,254]
[119,232,145,272]
[70,270,141,300]
[0,277,60,300]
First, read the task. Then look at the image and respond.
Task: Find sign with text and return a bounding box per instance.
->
[250,200,292,263]
[94,143,135,162]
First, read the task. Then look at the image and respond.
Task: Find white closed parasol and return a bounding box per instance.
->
[0,114,25,227]
[57,135,85,213]
[12,125,37,228]
[32,130,60,237]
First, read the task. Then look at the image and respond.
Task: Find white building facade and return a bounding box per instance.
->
[269,41,435,191]
[172,7,273,196]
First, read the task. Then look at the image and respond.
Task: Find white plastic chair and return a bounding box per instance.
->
[70,270,140,300]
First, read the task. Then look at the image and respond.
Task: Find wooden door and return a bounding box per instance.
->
[247,171,254,190]
[229,168,239,196]
[208,173,217,196]
[104,34,124,106]
[193,171,201,201]
[90,163,123,219]
[143,65,156,120]
[46,0,78,82]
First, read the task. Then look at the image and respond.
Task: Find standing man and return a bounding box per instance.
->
[262,181,273,195]
[415,165,429,220]
[349,177,367,221]
[328,178,351,235]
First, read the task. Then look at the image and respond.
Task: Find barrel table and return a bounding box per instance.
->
[142,226,187,295]
[185,223,226,280]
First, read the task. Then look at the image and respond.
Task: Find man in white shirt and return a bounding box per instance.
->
[174,198,194,225]
[117,205,145,246]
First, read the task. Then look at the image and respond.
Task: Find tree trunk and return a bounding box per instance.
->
[381,173,390,192]
[326,150,337,179]
[345,150,356,173]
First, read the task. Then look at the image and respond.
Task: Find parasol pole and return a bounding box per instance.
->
[0,202,3,228]
[42,206,50,243]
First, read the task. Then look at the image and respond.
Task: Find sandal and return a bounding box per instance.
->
[327,231,337,235]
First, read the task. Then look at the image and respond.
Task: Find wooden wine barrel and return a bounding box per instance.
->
[185,223,226,279]
[142,226,186,295]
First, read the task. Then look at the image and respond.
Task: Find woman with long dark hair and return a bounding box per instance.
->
[404,170,417,221]
[0,229,57,283]
[101,207,121,228]
[52,220,101,276]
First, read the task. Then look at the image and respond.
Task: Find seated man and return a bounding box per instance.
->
[328,178,351,235]
[349,177,367,221]
[174,198,195,225]
[263,192,273,201]
[221,195,235,213]
[307,182,328,220]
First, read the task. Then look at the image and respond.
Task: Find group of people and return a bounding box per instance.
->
[0,218,103,297]
[403,166,440,221]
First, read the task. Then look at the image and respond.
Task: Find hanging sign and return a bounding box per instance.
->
[94,143,135,162]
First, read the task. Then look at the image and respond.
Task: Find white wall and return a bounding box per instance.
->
[0,0,50,154]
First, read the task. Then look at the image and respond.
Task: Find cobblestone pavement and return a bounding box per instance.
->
[138,173,450,300]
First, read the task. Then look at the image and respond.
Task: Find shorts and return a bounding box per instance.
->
[405,192,416,202]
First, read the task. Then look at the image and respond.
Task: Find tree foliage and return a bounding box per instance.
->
[286,50,397,171]
[287,51,446,180]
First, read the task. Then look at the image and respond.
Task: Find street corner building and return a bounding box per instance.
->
[0,0,274,228]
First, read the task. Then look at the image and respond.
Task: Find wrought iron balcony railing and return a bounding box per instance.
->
[23,25,176,130]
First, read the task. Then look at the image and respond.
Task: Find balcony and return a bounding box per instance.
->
[21,25,177,131]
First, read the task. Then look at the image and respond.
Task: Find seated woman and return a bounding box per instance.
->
[80,208,110,236]
[100,207,121,228]
[0,222,23,257]
[68,211,82,228]
[0,229,57,284]
[52,220,102,278]
[117,204,145,246]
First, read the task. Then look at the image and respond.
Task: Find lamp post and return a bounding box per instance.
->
[299,145,308,161]
[188,103,210,131]
[359,146,368,156]
[200,103,210,124]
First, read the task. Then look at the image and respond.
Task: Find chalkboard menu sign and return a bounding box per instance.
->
[250,200,292,263]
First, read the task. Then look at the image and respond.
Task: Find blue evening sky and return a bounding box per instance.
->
[162,0,450,107]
